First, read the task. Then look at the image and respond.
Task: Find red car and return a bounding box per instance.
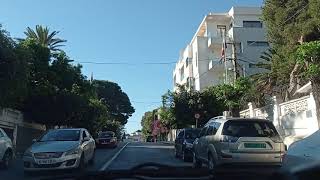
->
[95,131,117,148]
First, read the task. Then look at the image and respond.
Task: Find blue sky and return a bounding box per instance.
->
[0,0,263,133]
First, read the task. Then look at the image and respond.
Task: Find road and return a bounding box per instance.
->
[0,142,189,179]
[0,142,279,179]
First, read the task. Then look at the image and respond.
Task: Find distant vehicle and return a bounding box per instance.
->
[193,117,285,170]
[282,129,320,171]
[95,131,117,148]
[0,128,13,169]
[174,128,201,162]
[23,128,95,172]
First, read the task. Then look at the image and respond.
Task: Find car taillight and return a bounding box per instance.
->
[220,135,239,143]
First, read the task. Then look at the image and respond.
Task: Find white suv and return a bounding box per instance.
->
[0,128,13,168]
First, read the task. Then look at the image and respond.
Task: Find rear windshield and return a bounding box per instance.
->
[99,132,114,138]
[185,129,201,139]
[222,120,279,138]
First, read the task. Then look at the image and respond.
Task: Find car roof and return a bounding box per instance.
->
[49,128,86,131]
[100,131,115,134]
[205,117,269,125]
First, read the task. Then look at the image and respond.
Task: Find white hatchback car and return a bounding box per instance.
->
[23,128,95,172]
[0,128,13,168]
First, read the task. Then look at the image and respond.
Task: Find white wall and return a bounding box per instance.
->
[240,94,319,147]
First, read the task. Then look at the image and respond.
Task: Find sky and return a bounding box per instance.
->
[0,0,263,133]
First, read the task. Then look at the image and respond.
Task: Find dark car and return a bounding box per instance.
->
[174,128,201,162]
[95,131,117,148]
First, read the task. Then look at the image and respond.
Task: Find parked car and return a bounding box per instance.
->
[192,117,286,170]
[95,131,117,148]
[174,128,201,162]
[282,129,320,171]
[0,128,13,169]
[23,128,95,172]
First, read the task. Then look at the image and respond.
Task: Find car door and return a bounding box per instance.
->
[85,130,95,159]
[81,130,90,162]
[0,129,5,159]
[175,130,184,154]
[198,126,208,160]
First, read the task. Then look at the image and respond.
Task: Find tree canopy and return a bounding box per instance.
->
[0,25,134,135]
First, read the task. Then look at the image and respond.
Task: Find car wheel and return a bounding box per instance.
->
[174,148,179,158]
[182,150,188,162]
[89,150,95,165]
[208,154,215,171]
[192,152,202,168]
[2,150,12,169]
[78,153,85,170]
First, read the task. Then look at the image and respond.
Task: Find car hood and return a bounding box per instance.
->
[30,141,80,153]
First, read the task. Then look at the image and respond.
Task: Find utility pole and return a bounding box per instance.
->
[231,41,239,84]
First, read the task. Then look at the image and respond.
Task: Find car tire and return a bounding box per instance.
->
[2,150,12,169]
[192,152,202,168]
[89,150,95,165]
[208,153,216,171]
[174,148,179,158]
[182,150,188,162]
[78,153,85,170]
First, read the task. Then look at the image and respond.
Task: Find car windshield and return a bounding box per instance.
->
[222,120,280,138]
[99,132,114,138]
[39,130,80,142]
[185,129,201,139]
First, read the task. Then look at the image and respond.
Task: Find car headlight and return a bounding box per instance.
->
[65,147,81,156]
[24,149,33,157]
[110,138,117,142]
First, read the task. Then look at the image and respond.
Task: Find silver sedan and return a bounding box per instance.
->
[23,128,95,172]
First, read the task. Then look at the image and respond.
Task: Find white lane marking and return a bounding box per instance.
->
[99,142,129,171]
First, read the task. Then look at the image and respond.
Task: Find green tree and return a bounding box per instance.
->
[296,41,320,126]
[141,110,154,138]
[92,80,135,125]
[263,0,320,125]
[0,26,29,108]
[24,25,66,51]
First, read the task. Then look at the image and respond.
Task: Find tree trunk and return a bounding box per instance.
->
[311,79,320,128]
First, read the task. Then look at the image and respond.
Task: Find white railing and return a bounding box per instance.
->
[279,95,309,116]
[240,109,250,117]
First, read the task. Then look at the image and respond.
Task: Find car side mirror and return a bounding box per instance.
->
[32,139,37,143]
[83,137,90,142]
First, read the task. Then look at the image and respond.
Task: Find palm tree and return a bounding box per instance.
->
[24,25,66,51]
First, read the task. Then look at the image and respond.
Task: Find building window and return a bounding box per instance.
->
[217,25,226,38]
[247,41,269,47]
[243,21,263,28]
[186,58,189,67]
[180,68,184,81]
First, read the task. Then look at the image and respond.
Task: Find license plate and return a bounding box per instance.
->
[244,143,266,148]
[36,159,56,164]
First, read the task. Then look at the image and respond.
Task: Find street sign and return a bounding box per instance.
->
[194,113,200,119]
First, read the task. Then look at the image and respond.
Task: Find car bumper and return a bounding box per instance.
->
[97,141,117,147]
[23,154,81,171]
[217,151,284,166]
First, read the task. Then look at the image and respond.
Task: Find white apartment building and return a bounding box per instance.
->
[173,7,269,91]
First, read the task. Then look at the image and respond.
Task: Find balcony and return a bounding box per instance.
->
[207,36,223,49]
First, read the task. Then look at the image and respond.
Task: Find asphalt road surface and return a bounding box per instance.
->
[0,142,127,179]
[0,142,280,179]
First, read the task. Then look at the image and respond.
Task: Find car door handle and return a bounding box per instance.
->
[304,154,311,157]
